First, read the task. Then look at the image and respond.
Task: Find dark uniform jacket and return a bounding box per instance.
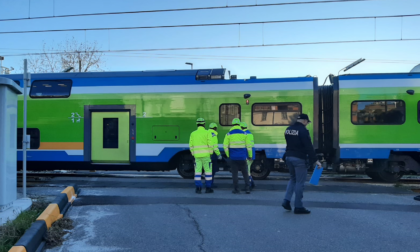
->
[284,122,317,164]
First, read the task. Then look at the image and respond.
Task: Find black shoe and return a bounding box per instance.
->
[195,187,202,194]
[282,200,292,211]
[205,188,214,193]
[232,188,240,194]
[294,207,311,214]
[414,195,420,201]
[245,187,251,194]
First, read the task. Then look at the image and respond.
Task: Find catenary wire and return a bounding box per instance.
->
[0,0,377,22]
[2,38,420,57]
[102,52,418,63]
[102,54,417,64]
[0,13,417,35]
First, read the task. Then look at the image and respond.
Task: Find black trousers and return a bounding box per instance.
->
[230,160,249,189]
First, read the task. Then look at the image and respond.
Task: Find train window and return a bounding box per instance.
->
[351,100,405,125]
[103,118,119,148]
[30,80,72,98]
[17,128,40,149]
[252,103,302,126]
[219,104,241,126]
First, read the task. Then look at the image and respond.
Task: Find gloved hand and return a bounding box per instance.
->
[217,155,222,160]
[314,161,322,169]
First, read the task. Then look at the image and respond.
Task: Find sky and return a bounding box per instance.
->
[0,0,419,80]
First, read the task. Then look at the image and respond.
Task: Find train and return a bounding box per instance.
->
[1,67,419,182]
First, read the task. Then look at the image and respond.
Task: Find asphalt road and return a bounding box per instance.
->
[20,171,420,252]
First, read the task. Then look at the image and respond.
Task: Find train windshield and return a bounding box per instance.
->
[30,80,72,98]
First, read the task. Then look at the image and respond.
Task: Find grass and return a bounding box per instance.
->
[0,198,49,252]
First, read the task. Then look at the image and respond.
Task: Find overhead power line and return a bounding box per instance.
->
[104,54,418,64]
[2,38,419,57]
[0,0,375,22]
[0,13,418,35]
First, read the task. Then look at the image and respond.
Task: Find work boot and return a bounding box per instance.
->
[232,188,240,194]
[294,207,311,214]
[245,186,251,194]
[205,188,214,194]
[195,187,202,194]
[282,200,292,211]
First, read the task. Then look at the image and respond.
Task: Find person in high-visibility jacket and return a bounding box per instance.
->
[240,122,256,189]
[189,118,214,194]
[208,123,222,188]
[223,118,253,194]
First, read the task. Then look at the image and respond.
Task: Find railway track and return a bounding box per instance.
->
[17,172,420,184]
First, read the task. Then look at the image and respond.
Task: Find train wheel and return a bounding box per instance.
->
[366,160,403,183]
[177,154,195,179]
[251,157,271,180]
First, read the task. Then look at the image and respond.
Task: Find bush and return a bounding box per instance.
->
[0,198,48,252]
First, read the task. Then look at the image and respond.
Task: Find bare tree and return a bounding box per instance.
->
[28,37,105,73]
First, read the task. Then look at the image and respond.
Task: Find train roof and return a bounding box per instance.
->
[1,68,314,80]
[0,69,316,88]
[3,69,214,79]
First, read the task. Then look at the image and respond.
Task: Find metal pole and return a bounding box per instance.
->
[0,56,3,74]
[23,59,29,198]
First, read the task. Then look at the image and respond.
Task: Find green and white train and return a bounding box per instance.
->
[2,67,419,182]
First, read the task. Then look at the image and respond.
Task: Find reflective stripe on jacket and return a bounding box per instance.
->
[189,127,212,158]
[208,129,221,156]
[243,129,255,160]
[223,126,253,160]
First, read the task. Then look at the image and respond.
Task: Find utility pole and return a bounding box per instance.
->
[0,56,4,74]
[78,52,82,72]
[23,59,30,198]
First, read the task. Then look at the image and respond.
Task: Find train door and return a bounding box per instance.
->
[91,112,130,163]
[84,105,136,164]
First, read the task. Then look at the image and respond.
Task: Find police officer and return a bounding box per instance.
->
[189,118,214,194]
[282,114,321,214]
[240,122,256,189]
[208,123,222,188]
[223,118,253,194]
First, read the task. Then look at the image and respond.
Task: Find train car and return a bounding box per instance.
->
[2,69,318,179]
[317,71,420,182]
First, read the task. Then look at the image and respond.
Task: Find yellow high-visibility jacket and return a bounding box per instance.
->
[223,126,253,160]
[189,126,213,158]
[208,129,221,156]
